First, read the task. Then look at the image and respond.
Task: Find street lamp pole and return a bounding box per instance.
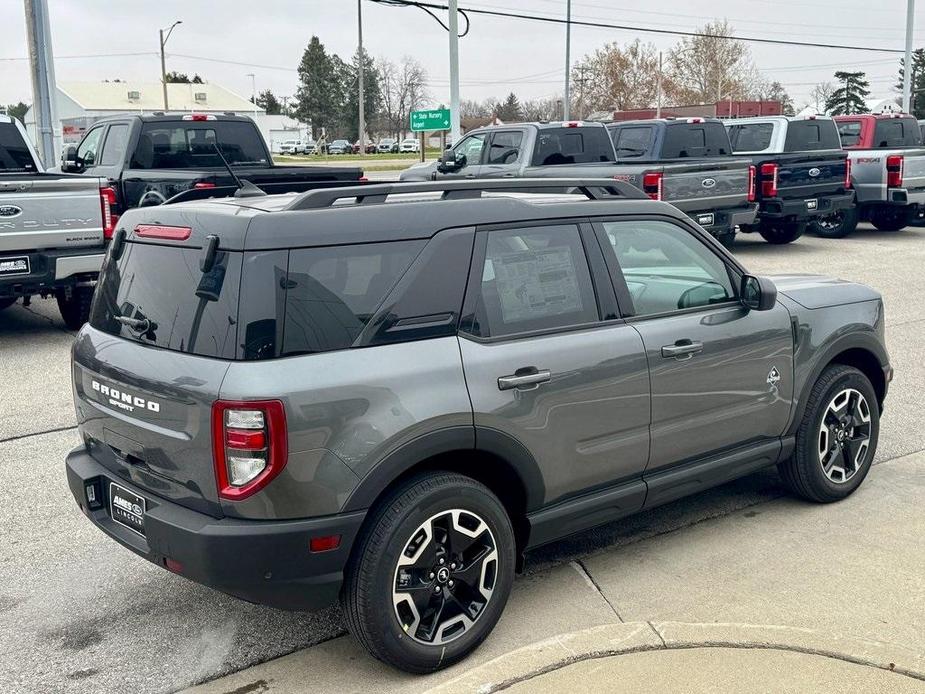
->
[563,0,571,120]
[358,0,366,154]
[246,73,256,117]
[448,0,460,143]
[159,20,182,111]
[902,0,915,113]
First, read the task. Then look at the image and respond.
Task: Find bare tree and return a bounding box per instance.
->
[521,97,560,121]
[577,40,661,113]
[460,99,493,118]
[667,21,755,104]
[809,81,835,114]
[377,56,429,138]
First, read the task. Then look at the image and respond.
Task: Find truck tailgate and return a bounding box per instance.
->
[773,151,848,200]
[659,161,752,212]
[0,174,104,252]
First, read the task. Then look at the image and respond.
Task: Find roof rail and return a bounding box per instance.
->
[285,178,647,211]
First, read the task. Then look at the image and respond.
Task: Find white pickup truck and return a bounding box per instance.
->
[0,115,109,328]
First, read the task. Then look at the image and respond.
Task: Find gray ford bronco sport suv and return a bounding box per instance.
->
[66,178,891,673]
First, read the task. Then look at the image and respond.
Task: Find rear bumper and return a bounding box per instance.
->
[0,247,104,298]
[758,192,854,220]
[685,203,758,236]
[65,445,366,611]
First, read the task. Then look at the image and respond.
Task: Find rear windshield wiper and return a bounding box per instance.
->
[115,315,151,333]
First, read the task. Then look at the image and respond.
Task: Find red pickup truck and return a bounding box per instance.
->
[835,114,925,232]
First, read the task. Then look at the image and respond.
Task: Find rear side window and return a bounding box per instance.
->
[130,121,269,169]
[784,120,841,151]
[282,241,424,355]
[90,242,242,359]
[873,118,922,147]
[662,123,730,157]
[531,127,615,166]
[727,123,774,152]
[612,126,653,158]
[0,123,36,171]
[837,120,862,147]
[463,225,598,338]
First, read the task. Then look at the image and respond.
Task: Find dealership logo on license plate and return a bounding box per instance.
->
[0,257,29,276]
[109,482,146,536]
[805,199,818,210]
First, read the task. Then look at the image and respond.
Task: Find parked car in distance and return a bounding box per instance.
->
[834,113,925,231]
[0,114,111,328]
[278,139,303,155]
[353,140,378,155]
[402,119,757,246]
[377,138,398,154]
[725,116,854,242]
[399,138,421,153]
[303,140,317,155]
[59,114,363,213]
[66,178,890,674]
[327,139,353,155]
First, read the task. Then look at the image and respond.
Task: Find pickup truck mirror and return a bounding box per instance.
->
[62,145,80,172]
[740,274,777,311]
[438,151,465,173]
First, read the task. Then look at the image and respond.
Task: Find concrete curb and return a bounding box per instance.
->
[424,621,925,693]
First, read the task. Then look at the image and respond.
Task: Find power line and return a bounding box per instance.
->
[381,0,908,54]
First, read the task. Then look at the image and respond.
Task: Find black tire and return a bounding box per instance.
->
[778,365,879,503]
[0,297,16,311]
[56,286,94,330]
[870,206,912,232]
[811,206,859,239]
[342,471,516,673]
[758,220,805,244]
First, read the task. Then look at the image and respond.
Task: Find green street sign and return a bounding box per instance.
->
[410,108,451,132]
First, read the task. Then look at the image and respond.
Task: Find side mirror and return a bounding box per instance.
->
[740,274,777,311]
[62,145,80,172]
[438,151,465,172]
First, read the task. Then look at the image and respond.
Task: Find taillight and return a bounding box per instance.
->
[193,182,216,189]
[212,400,288,501]
[747,165,756,202]
[760,162,779,198]
[100,186,117,240]
[887,154,903,188]
[182,113,216,121]
[134,224,192,241]
[642,171,663,200]
[844,157,852,190]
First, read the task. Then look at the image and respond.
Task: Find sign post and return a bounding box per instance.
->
[410,108,451,162]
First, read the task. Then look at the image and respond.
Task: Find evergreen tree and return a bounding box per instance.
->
[339,48,381,140]
[825,71,870,115]
[3,102,29,122]
[294,37,342,139]
[165,71,204,84]
[252,90,284,115]
[896,48,925,118]
[496,92,522,121]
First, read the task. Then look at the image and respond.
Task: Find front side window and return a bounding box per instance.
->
[486,131,523,165]
[464,225,598,338]
[602,220,734,316]
[76,127,104,167]
[283,241,424,355]
[453,133,487,168]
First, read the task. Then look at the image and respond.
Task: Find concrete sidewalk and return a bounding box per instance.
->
[184,451,925,694]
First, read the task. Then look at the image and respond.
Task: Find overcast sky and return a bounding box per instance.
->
[1,0,922,111]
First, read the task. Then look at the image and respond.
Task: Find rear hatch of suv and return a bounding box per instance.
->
[72,206,252,518]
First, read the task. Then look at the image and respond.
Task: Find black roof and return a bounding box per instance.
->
[88,113,256,125]
[118,178,685,252]
[606,117,727,128]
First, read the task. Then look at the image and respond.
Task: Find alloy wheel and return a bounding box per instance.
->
[392,509,498,645]
[818,387,871,483]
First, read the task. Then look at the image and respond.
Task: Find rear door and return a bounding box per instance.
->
[595,217,793,477]
[75,235,242,517]
[458,221,650,508]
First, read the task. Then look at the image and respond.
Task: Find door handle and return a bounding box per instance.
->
[502,173,516,178]
[661,339,703,360]
[498,368,551,391]
[465,173,477,178]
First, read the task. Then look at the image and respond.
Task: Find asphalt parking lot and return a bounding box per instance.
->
[1,224,923,694]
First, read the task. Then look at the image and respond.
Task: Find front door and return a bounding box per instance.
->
[596,217,794,472]
[458,222,651,508]
[479,130,525,178]
[435,132,486,180]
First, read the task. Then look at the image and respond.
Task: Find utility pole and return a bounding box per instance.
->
[449,0,460,143]
[563,0,572,120]
[358,0,366,154]
[575,64,589,120]
[656,51,663,119]
[246,73,256,117]
[24,0,59,168]
[902,0,915,113]
[159,20,182,111]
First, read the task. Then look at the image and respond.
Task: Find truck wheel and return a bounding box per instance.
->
[811,207,858,239]
[342,471,515,673]
[759,220,804,244]
[56,286,94,330]
[778,365,879,503]
[870,207,912,232]
[0,297,16,311]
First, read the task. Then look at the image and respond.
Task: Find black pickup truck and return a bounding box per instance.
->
[59,113,363,219]
[726,116,853,243]
[400,119,757,246]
